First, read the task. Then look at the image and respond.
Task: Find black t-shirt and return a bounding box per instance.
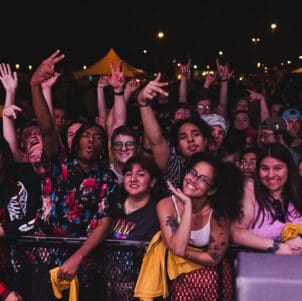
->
[108,199,159,241]
[0,163,42,241]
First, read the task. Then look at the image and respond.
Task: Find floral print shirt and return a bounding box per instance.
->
[35,153,122,238]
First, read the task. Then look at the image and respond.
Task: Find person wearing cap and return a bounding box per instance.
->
[258,116,301,165]
[282,108,302,156]
[202,113,228,155]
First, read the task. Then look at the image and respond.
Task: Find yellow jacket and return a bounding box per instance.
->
[134,231,203,301]
[282,222,302,241]
[49,267,79,301]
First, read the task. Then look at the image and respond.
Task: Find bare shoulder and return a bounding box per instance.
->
[156,196,173,210]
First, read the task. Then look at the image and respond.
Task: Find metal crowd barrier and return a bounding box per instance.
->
[8,237,260,301]
[10,236,150,301]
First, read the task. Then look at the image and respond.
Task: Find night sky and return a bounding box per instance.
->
[1,1,301,74]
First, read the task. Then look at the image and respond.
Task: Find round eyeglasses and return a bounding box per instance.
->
[112,141,137,150]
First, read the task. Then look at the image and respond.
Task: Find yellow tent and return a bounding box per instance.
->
[73,48,145,78]
[292,67,302,73]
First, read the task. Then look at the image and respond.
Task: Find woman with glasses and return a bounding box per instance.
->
[231,143,302,255]
[236,147,261,179]
[156,152,244,300]
[110,125,139,186]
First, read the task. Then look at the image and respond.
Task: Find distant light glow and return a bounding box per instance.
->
[157,32,164,38]
[143,49,148,54]
[177,74,182,80]
[193,64,198,69]
[218,51,223,56]
[287,60,292,64]
[299,56,302,60]
[251,37,260,44]
[271,23,277,30]
[206,65,210,69]
[83,65,87,70]
[281,62,284,66]
[257,62,261,68]
[15,64,20,70]
[239,76,243,81]
[28,65,32,70]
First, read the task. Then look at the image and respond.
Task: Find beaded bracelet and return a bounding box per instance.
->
[266,236,281,253]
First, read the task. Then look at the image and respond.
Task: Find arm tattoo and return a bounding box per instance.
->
[166,216,178,234]
[209,235,225,261]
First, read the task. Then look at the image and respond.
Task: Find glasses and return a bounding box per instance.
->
[197,104,211,110]
[260,133,275,140]
[186,168,212,187]
[236,160,256,169]
[112,141,137,150]
[271,199,286,223]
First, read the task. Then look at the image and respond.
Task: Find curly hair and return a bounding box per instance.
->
[170,117,212,154]
[185,152,244,221]
[71,123,109,165]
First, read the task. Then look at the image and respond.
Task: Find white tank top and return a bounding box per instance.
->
[171,195,212,247]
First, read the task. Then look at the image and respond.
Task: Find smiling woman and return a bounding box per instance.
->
[135,152,244,300]
[231,143,302,255]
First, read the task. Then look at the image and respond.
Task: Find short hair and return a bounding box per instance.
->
[170,117,212,150]
[111,125,139,146]
[122,154,161,180]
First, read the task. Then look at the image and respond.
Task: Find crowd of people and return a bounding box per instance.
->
[0,49,301,300]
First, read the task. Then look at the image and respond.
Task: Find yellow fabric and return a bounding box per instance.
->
[134,231,203,301]
[281,223,302,241]
[73,48,145,78]
[49,267,79,301]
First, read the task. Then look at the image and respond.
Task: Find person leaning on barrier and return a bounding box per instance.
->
[29,50,122,301]
[0,136,42,301]
[231,143,302,255]
[135,152,244,300]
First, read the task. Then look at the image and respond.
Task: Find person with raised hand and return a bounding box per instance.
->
[138,73,213,195]
[215,58,234,118]
[135,152,244,300]
[231,143,302,255]
[0,63,25,162]
[178,58,191,103]
[29,50,122,301]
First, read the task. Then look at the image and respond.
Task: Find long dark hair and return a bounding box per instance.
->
[185,152,244,221]
[253,143,302,228]
[71,123,109,165]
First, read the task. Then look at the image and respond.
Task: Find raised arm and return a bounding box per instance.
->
[137,73,170,171]
[124,78,140,104]
[178,58,191,103]
[247,89,269,122]
[0,63,25,162]
[41,72,61,121]
[157,181,192,256]
[216,59,234,118]
[30,50,65,159]
[96,74,110,129]
[105,60,126,140]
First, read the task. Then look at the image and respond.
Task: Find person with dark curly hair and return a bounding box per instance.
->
[135,152,244,300]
